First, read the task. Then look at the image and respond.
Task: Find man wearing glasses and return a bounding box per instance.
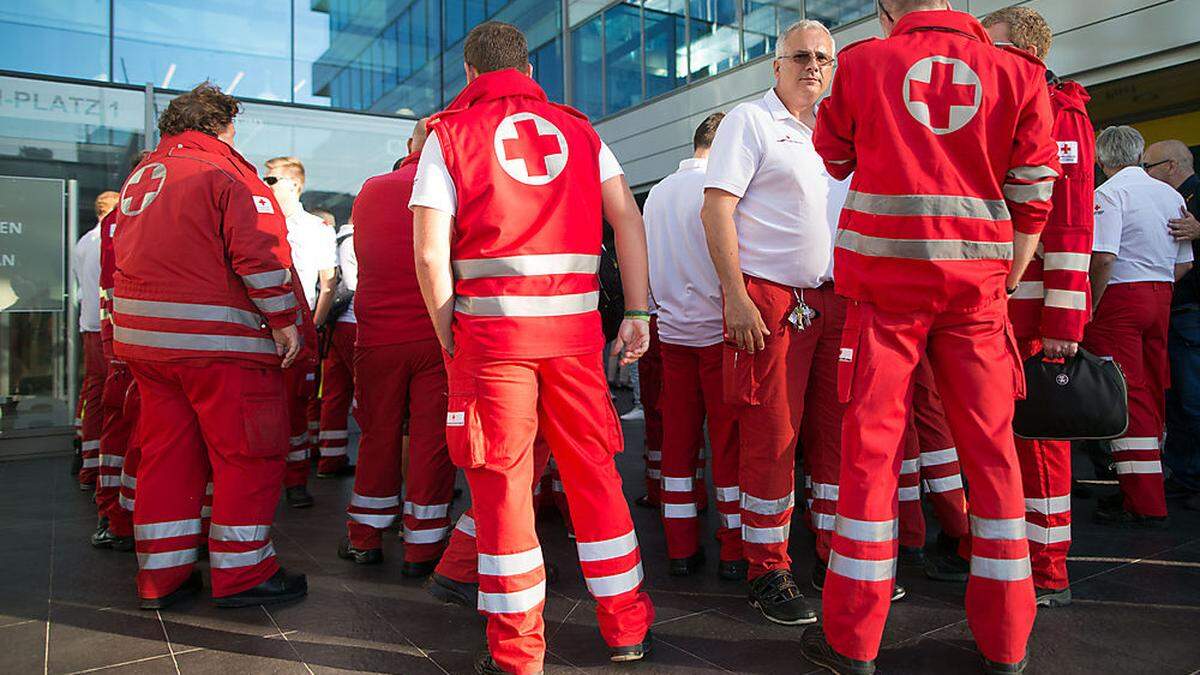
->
[700,19,854,627]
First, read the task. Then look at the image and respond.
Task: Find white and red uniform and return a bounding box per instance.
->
[644,156,740,562]
[411,70,653,674]
[344,154,455,562]
[1009,77,1095,590]
[113,130,302,600]
[73,221,106,487]
[815,10,1059,665]
[317,225,358,475]
[638,316,664,504]
[1085,166,1192,518]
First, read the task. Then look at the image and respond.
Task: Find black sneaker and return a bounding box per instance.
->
[925,549,970,582]
[983,653,1028,674]
[140,570,203,610]
[474,652,537,675]
[748,569,817,625]
[337,537,382,565]
[316,463,355,479]
[1093,503,1168,529]
[91,520,134,551]
[1035,586,1071,607]
[1097,492,1124,511]
[70,440,82,477]
[401,559,438,578]
[936,530,960,555]
[635,494,658,509]
[1071,479,1094,499]
[213,568,307,608]
[610,630,652,663]
[669,548,705,576]
[285,485,314,508]
[899,545,926,566]
[427,572,478,609]
[718,559,748,581]
[801,625,876,675]
[892,583,906,602]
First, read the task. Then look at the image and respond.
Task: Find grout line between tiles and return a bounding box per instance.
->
[44,468,58,675]
[156,610,182,675]
[547,599,582,642]
[67,648,205,675]
[0,619,39,630]
[261,605,315,675]
[654,634,735,673]
[652,609,712,628]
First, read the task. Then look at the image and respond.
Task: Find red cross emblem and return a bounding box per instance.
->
[120,163,167,216]
[903,57,981,135]
[493,113,568,185]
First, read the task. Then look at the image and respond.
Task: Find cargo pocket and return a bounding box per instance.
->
[243,393,288,457]
[1003,320,1027,401]
[603,402,626,456]
[837,303,863,404]
[723,346,761,406]
[445,389,487,469]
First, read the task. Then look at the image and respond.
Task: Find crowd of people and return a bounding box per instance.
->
[65,1,1200,674]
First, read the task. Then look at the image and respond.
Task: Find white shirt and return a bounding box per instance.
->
[1093,166,1192,285]
[286,208,337,310]
[409,131,624,215]
[336,226,358,324]
[644,157,723,347]
[72,224,102,332]
[704,88,836,289]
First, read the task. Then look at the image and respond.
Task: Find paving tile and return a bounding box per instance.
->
[0,618,48,674]
[45,604,169,674]
[173,645,311,674]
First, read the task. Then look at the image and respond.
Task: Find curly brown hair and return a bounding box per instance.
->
[982,7,1053,60]
[157,82,241,138]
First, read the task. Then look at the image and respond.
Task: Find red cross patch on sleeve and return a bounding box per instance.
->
[253,195,275,214]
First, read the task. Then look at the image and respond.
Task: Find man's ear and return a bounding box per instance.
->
[524,62,534,77]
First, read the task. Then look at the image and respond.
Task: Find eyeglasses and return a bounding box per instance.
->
[878,0,894,23]
[1141,159,1171,171]
[778,50,836,68]
[263,175,291,186]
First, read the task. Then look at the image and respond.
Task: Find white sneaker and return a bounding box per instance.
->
[620,407,645,421]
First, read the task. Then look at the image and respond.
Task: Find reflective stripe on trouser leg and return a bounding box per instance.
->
[897,428,926,549]
[640,321,664,505]
[346,342,408,550]
[1016,429,1073,591]
[284,365,314,488]
[318,323,356,473]
[657,342,707,560]
[1111,436,1166,516]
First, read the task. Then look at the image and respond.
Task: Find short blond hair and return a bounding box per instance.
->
[983,6,1053,60]
[265,156,306,190]
[94,191,119,219]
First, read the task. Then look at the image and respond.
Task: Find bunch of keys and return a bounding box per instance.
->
[788,290,820,332]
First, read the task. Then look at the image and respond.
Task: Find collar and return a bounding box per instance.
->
[1180,174,1198,200]
[891,9,992,44]
[678,157,707,172]
[158,130,256,174]
[450,69,548,110]
[1111,166,1148,183]
[764,88,793,121]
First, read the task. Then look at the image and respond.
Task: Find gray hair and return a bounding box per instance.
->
[1096,125,1145,170]
[776,19,835,57]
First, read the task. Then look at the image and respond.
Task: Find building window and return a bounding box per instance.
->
[0,2,109,81]
[688,0,741,81]
[572,16,605,120]
[743,1,801,60]
[803,0,873,29]
[643,0,687,99]
[605,2,644,115]
[533,38,565,103]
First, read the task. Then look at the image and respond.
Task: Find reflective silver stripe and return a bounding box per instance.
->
[404,526,449,544]
[308,420,319,430]
[452,253,600,279]
[1025,495,1071,515]
[740,492,795,516]
[137,548,198,570]
[251,293,298,314]
[923,475,963,493]
[456,514,477,537]
[200,506,212,519]
[828,551,895,582]
[404,502,450,519]
[835,515,897,543]
[287,449,310,462]
[320,446,348,457]
[585,562,644,598]
[646,469,661,480]
[479,547,543,577]
[663,503,698,519]
[113,297,263,330]
[209,524,271,542]
[805,476,812,487]
[349,512,396,528]
[1011,281,1043,300]
[99,476,122,488]
[971,555,1032,581]
[121,474,137,489]
[661,476,693,492]
[1114,460,1162,475]
[715,486,740,502]
[205,483,213,495]
[843,190,1011,221]
[478,580,545,614]
[900,458,920,475]
[577,530,638,562]
[719,512,741,529]
[81,457,100,469]
[1007,165,1059,182]
[455,291,599,318]
[289,433,308,447]
[241,269,292,289]
[1026,522,1071,545]
[898,486,920,502]
[119,495,135,511]
[810,482,839,500]
[646,450,662,461]
[135,518,202,540]
[1111,437,1159,451]
[970,515,1026,541]
[1043,252,1091,272]
[828,158,853,165]
[837,229,1013,261]
[551,480,564,492]
[319,429,349,441]
[115,326,275,354]
[920,447,958,467]
[100,455,125,468]
[742,523,790,544]
[812,512,835,531]
[1003,181,1054,204]
[82,440,100,452]
[210,543,275,569]
[1044,289,1088,310]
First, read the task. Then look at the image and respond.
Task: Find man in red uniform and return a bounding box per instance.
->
[113,83,308,609]
[411,22,654,674]
[806,2,1059,673]
[337,120,456,576]
[316,223,358,478]
[74,192,118,490]
[983,6,1095,609]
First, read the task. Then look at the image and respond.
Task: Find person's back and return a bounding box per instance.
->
[1097,167,1190,284]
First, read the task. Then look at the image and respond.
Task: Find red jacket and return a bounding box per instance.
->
[430,69,605,359]
[351,153,437,348]
[99,208,117,360]
[815,10,1060,313]
[1008,78,1095,341]
[112,131,302,367]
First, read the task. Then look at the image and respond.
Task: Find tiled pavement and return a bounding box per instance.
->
[3,408,1200,674]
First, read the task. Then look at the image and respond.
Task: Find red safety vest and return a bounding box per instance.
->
[430,69,605,359]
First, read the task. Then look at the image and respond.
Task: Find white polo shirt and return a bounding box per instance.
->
[1093,166,1192,285]
[704,88,836,289]
[645,157,723,347]
[286,208,338,311]
[72,223,102,332]
[336,225,357,324]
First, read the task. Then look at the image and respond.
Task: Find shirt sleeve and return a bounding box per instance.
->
[339,235,358,292]
[703,105,762,198]
[1005,70,1061,236]
[408,131,458,216]
[1178,240,1195,266]
[814,56,857,180]
[599,141,624,183]
[316,223,338,271]
[1091,188,1122,256]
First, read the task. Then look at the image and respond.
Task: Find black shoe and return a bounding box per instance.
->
[925,549,970,582]
[801,625,876,675]
[70,441,82,477]
[812,559,827,591]
[669,548,706,576]
[316,464,356,479]
[899,545,926,566]
[79,481,94,492]
[401,559,437,578]
[427,572,478,609]
[1094,503,1168,529]
[1035,586,1071,607]
[983,653,1028,674]
[635,494,658,509]
[610,630,652,663]
[337,537,382,565]
[936,530,960,555]
[213,569,307,608]
[718,559,748,581]
[1071,479,1094,499]
[285,485,314,508]
[748,569,817,625]
[140,571,203,610]
[1097,491,1124,510]
[892,582,906,602]
[91,522,134,551]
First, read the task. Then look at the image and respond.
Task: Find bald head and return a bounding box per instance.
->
[1143,139,1195,189]
[408,118,430,156]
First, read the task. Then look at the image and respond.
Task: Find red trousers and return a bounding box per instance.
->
[825,299,1033,665]
[128,360,286,599]
[659,341,740,561]
[283,363,317,488]
[639,318,664,504]
[1083,282,1172,517]
[97,363,135,530]
[318,322,357,474]
[78,331,108,487]
[726,279,843,579]
[446,349,653,675]
[346,340,454,561]
[1015,338,1073,590]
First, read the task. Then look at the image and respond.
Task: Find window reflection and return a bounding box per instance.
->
[803,0,873,29]
[743,1,801,60]
[689,0,741,81]
[572,17,604,119]
[644,0,688,99]
[605,2,644,115]
[0,2,109,81]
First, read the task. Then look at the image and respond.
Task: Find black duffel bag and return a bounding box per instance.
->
[1013,348,1129,440]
